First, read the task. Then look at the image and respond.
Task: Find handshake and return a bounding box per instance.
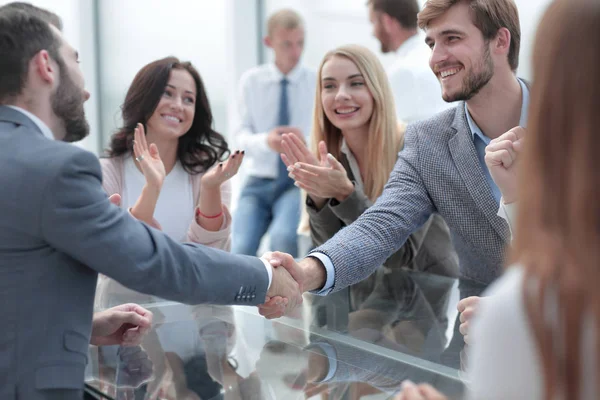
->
[260,252,326,319]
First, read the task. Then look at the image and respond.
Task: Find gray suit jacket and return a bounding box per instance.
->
[0,106,268,398]
[314,103,510,290]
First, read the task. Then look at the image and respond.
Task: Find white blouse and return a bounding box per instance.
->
[121,156,194,242]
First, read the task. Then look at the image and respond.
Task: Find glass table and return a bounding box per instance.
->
[86,267,487,400]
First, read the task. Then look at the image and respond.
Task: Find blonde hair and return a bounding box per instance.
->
[267,9,303,37]
[311,44,403,201]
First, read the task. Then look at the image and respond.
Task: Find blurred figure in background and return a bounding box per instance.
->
[368,0,451,122]
[231,9,316,258]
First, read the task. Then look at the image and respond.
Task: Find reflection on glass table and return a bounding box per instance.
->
[87,268,487,399]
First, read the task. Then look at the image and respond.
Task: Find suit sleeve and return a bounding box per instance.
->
[312,125,435,292]
[40,150,268,305]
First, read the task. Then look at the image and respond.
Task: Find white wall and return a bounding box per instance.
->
[264,0,553,79]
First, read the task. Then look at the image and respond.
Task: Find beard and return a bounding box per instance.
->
[51,67,89,143]
[442,44,495,103]
[376,27,393,53]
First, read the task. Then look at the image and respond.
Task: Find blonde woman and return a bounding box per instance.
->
[282,44,458,317]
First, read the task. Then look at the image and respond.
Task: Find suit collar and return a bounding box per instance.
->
[0,105,52,139]
[448,103,510,242]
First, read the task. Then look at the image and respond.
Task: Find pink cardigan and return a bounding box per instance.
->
[100,155,232,251]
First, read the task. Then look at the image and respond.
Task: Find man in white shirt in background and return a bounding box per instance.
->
[368,0,452,123]
[232,9,316,258]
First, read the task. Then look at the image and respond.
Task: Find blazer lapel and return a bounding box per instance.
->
[448,104,510,242]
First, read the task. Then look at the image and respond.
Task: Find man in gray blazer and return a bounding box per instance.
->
[261,0,527,317]
[0,6,300,399]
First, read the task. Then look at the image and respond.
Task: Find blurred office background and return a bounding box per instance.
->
[0,0,552,155]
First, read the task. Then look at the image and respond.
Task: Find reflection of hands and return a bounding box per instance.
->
[457,296,481,344]
[256,341,329,394]
[201,150,245,189]
[394,381,448,400]
[91,304,153,346]
[133,123,166,190]
[484,126,525,204]
[116,345,154,389]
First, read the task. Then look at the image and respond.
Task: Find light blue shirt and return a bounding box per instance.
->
[465,78,529,203]
[309,77,529,295]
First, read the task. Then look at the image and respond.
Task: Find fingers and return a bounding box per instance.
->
[281,137,299,165]
[223,150,244,179]
[457,296,480,312]
[148,143,160,160]
[109,193,122,206]
[418,384,447,400]
[326,153,345,171]
[137,123,148,150]
[318,141,329,166]
[282,134,307,165]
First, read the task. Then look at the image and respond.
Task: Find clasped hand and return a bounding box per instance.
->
[281,133,354,203]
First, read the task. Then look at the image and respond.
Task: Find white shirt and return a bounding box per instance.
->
[7,105,55,140]
[387,33,453,124]
[232,63,316,179]
[467,266,596,400]
[121,157,194,242]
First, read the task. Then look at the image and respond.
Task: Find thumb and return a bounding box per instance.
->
[149,143,160,159]
[109,193,121,206]
[327,153,344,171]
[318,141,329,166]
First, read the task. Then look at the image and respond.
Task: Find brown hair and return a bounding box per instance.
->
[267,9,303,37]
[511,0,600,398]
[417,0,520,71]
[107,57,229,174]
[367,0,420,30]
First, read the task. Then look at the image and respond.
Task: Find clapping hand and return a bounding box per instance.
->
[201,150,245,189]
[485,126,525,204]
[133,123,166,190]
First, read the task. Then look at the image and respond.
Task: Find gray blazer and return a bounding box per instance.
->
[0,106,268,398]
[313,103,510,290]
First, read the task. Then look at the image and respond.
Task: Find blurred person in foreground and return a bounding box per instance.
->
[396,0,600,398]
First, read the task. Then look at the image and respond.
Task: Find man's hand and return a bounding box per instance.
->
[267,126,303,153]
[265,256,303,315]
[91,303,153,346]
[259,252,326,319]
[394,381,447,400]
[485,126,525,204]
[457,296,481,345]
[109,193,121,206]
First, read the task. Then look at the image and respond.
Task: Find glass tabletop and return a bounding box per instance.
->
[86,267,487,400]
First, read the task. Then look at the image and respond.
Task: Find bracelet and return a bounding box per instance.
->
[196,207,223,219]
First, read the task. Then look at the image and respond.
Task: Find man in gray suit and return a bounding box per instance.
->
[0,6,300,399]
[261,0,527,317]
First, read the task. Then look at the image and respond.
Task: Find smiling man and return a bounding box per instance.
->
[261,0,528,321]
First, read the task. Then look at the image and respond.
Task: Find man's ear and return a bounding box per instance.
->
[381,12,397,34]
[264,35,273,49]
[493,27,511,58]
[31,50,56,85]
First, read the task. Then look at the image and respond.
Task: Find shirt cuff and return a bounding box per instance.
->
[260,257,273,290]
[310,343,337,382]
[306,252,335,295]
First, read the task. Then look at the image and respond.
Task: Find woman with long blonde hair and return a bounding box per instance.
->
[282,44,457,317]
[397,0,600,399]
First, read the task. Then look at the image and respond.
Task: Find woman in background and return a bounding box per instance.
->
[397,0,600,399]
